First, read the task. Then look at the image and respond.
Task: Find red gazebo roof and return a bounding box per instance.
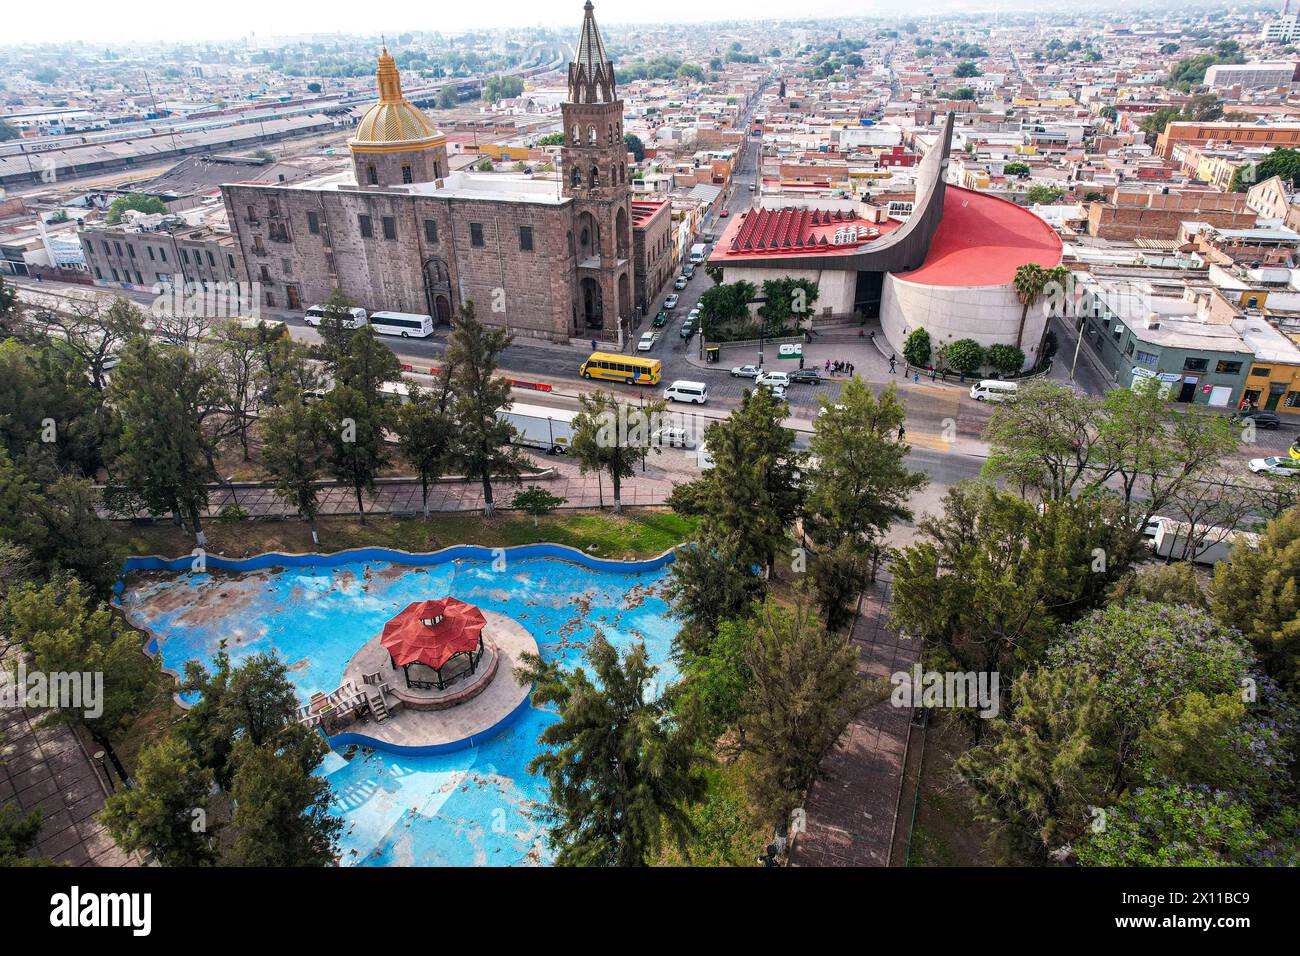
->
[380,598,487,672]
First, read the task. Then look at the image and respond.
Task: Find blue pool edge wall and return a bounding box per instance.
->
[116,541,679,590]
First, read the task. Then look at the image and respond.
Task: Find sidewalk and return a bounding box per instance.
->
[0,704,134,866]
[101,461,674,521]
[788,571,920,867]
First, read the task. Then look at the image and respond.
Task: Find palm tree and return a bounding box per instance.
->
[1012,262,1047,351]
[1036,265,1074,367]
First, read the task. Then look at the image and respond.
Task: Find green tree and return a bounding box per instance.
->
[666,528,765,656]
[1210,507,1300,690]
[393,377,455,519]
[981,379,1103,500]
[892,484,1142,695]
[673,386,802,571]
[0,803,44,866]
[1077,785,1266,866]
[105,194,167,225]
[902,327,931,368]
[537,132,565,146]
[953,61,981,78]
[224,725,341,866]
[1232,147,1300,191]
[517,633,707,866]
[1003,162,1030,176]
[8,577,161,786]
[318,384,388,524]
[756,277,819,331]
[437,86,459,109]
[104,335,222,544]
[259,395,328,543]
[445,303,525,516]
[98,735,217,866]
[806,378,925,551]
[675,615,753,740]
[739,600,869,829]
[623,132,645,162]
[569,389,665,514]
[1025,184,1064,205]
[956,665,1119,864]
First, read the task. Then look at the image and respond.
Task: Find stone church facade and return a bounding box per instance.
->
[221,2,639,344]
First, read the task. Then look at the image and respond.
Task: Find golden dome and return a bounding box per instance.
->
[349,49,446,154]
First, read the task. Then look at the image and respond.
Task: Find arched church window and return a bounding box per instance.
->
[572,124,580,145]
[571,166,581,187]
[608,124,614,145]
[590,165,599,187]
[588,125,597,145]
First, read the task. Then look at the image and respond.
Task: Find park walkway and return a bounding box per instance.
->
[787,571,921,867]
[100,459,675,521]
[0,700,135,866]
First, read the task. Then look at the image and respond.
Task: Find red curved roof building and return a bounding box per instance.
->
[708,114,1064,370]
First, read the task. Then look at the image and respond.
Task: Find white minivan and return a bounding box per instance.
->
[664,380,709,404]
[304,304,368,329]
[969,380,1019,402]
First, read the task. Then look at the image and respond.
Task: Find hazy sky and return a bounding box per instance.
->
[6,0,1039,46]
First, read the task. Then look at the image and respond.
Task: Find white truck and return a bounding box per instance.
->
[689,242,707,264]
[1151,518,1259,566]
[498,402,576,454]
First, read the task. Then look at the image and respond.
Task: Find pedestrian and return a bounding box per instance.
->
[858,328,864,339]
[889,354,896,374]
[591,338,597,352]
[897,423,906,442]
[825,358,831,371]
[913,370,920,383]
[929,365,936,382]
[850,362,855,375]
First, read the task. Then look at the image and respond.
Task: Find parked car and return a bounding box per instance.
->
[637,331,657,352]
[652,310,668,328]
[682,265,696,278]
[1237,410,1282,430]
[1249,456,1300,477]
[663,293,679,309]
[730,364,763,379]
[652,427,696,449]
[673,276,688,290]
[719,209,730,217]
[788,368,822,384]
[680,319,696,340]
[756,370,790,389]
[761,382,787,400]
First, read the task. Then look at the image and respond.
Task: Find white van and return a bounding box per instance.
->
[304,304,368,329]
[664,380,709,404]
[689,243,707,264]
[969,380,1019,402]
[756,370,789,388]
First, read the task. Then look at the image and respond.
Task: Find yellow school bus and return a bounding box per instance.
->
[579,351,662,385]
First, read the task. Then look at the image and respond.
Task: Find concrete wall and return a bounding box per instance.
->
[880,273,1044,369]
[720,264,857,316]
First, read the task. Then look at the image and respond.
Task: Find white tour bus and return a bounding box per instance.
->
[304,304,368,329]
[370,311,434,338]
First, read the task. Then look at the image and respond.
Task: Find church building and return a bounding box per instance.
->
[221,2,643,344]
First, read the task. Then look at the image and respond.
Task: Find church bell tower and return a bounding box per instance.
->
[561,2,634,340]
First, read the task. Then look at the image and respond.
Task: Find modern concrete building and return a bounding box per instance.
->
[708,113,1064,370]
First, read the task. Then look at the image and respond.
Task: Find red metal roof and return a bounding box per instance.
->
[710,206,901,261]
[897,186,1063,287]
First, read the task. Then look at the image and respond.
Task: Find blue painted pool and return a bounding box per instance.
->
[119,546,680,866]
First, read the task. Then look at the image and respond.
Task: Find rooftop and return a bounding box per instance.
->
[710,205,902,261]
[896,186,1063,287]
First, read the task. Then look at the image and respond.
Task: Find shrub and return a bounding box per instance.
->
[902,327,932,368]
[985,343,1025,377]
[945,338,984,376]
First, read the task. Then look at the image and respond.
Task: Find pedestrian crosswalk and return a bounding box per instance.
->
[904,430,953,451]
